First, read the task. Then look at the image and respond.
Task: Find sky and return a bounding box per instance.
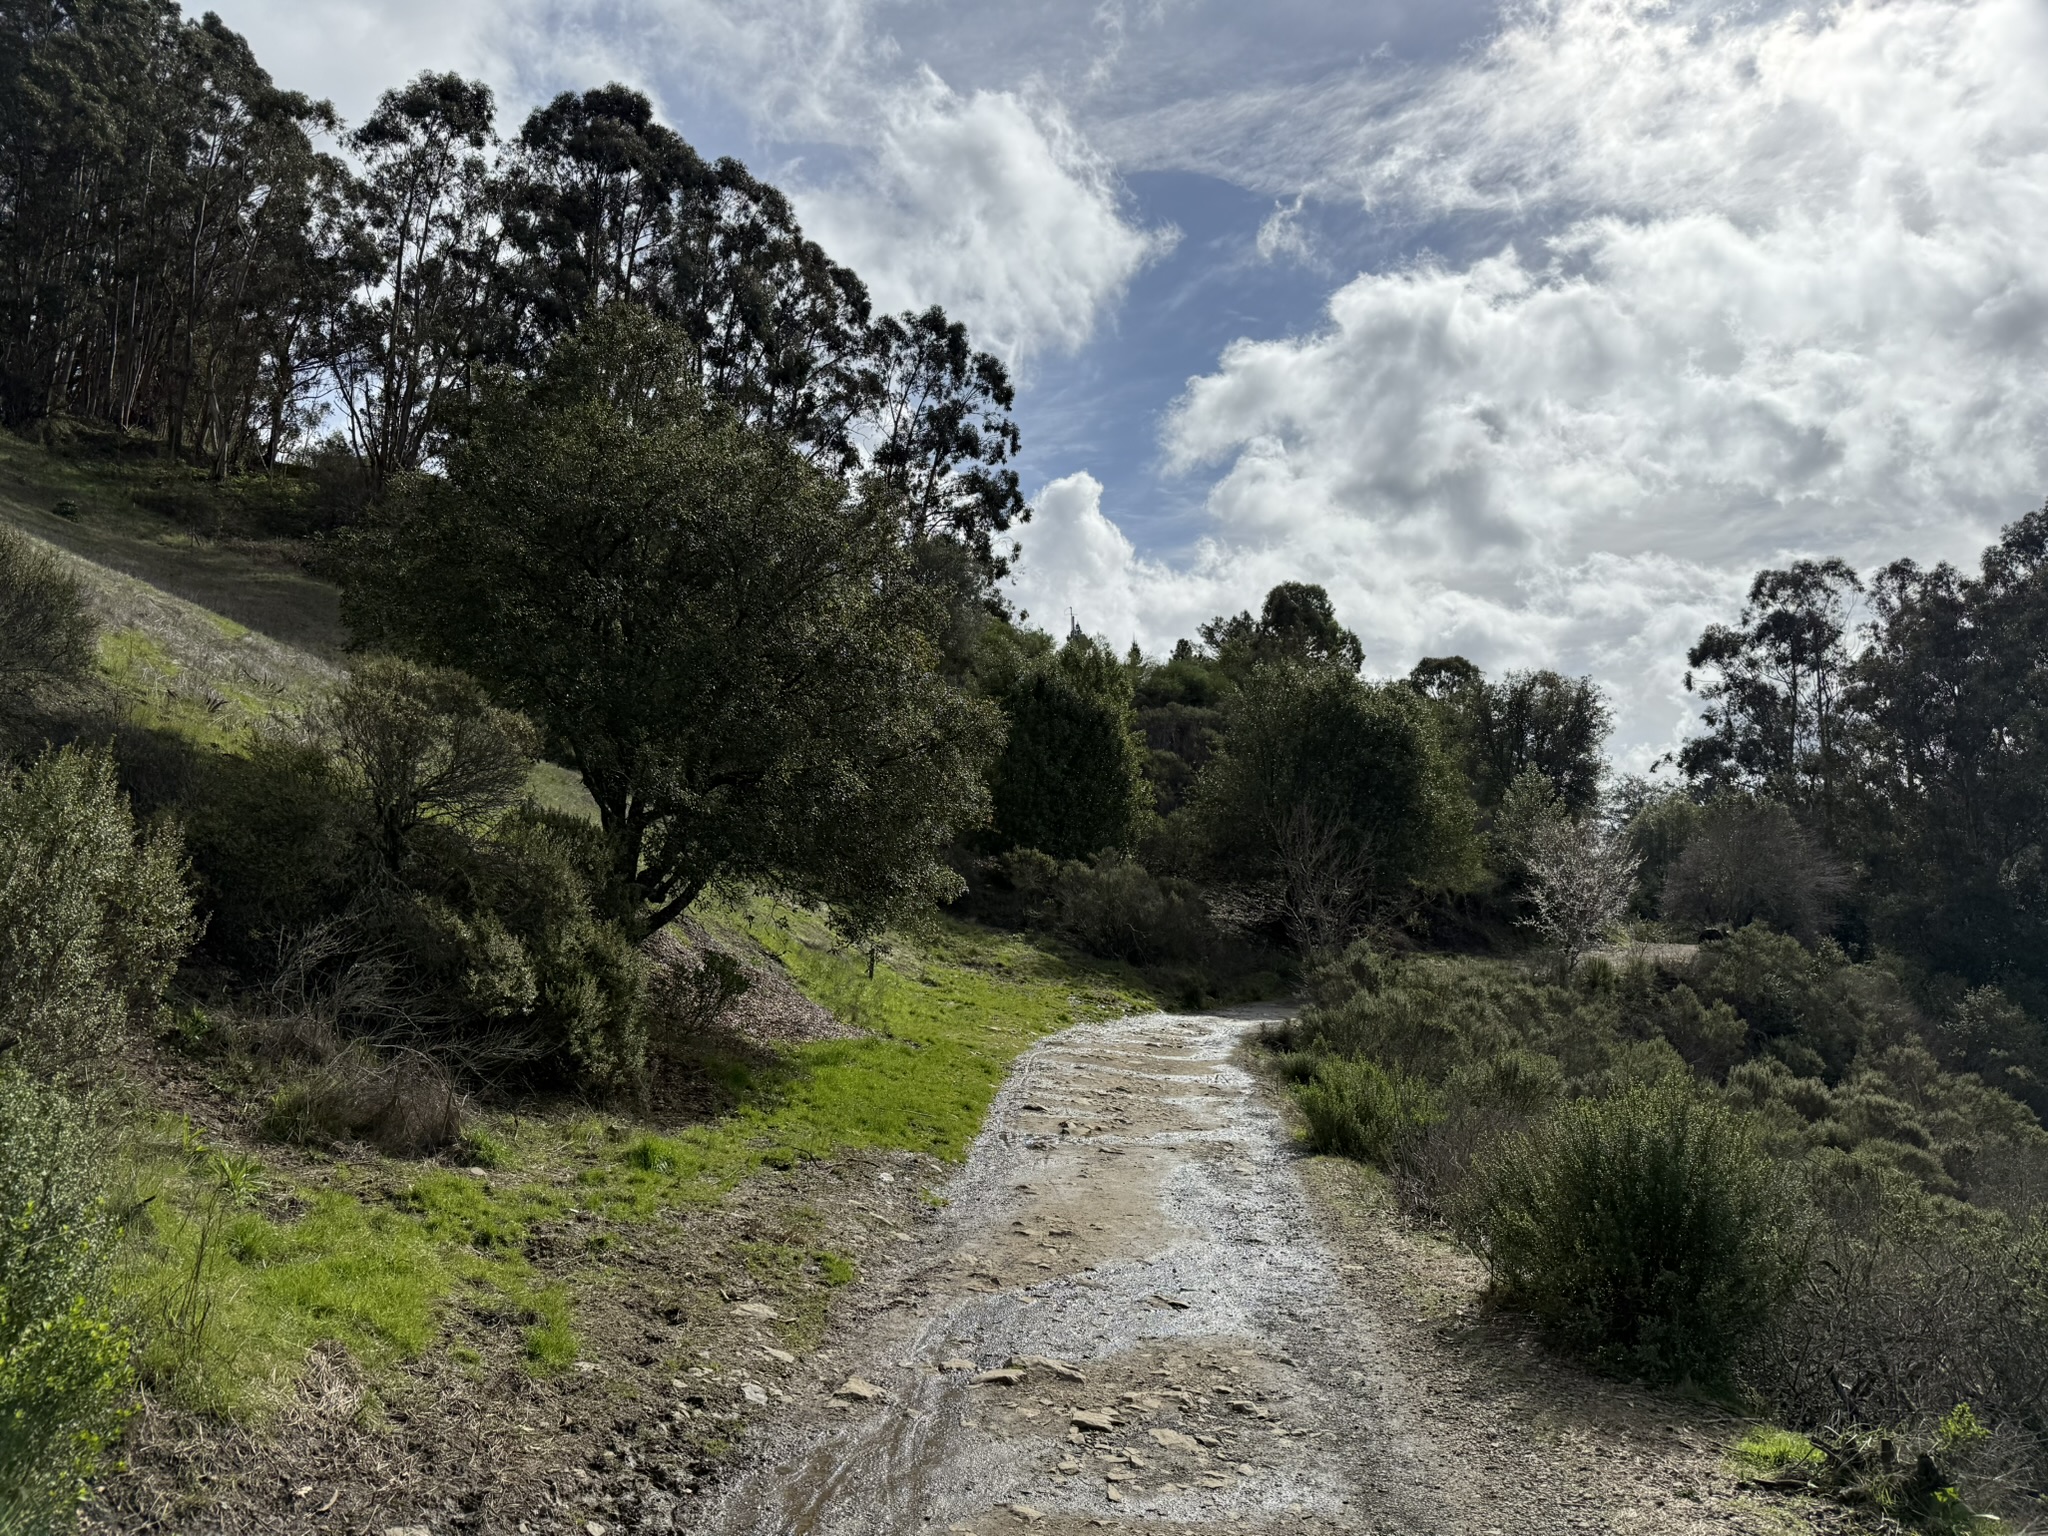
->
[210,0,2048,768]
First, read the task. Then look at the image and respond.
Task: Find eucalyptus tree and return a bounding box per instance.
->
[332,71,501,486]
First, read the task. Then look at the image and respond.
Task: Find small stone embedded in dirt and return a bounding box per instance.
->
[740,1382,768,1406]
[1070,1409,1117,1431]
[1147,1293,1191,1310]
[833,1377,884,1401]
[732,1302,779,1320]
[759,1346,796,1365]
[382,1528,432,1536]
[878,1171,894,1184]
[939,1357,978,1372]
[1105,1486,1124,1503]
[1149,1428,1202,1453]
[1008,1503,1042,1522]
[585,1523,608,1536]
[973,1367,1025,1386]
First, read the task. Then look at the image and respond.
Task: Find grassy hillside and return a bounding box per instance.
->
[0,429,343,657]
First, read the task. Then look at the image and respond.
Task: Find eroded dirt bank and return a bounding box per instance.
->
[700,1007,1831,1536]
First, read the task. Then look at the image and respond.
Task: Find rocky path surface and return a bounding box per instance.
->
[697,1007,1820,1536]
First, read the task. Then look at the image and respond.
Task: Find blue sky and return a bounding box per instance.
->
[212,0,2048,766]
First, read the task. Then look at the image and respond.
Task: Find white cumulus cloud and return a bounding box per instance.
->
[790,72,1175,362]
[1045,0,2048,764]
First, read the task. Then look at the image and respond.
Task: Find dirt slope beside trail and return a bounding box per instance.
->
[699,1007,1829,1536]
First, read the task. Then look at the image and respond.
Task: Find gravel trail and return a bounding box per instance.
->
[697,1007,1821,1536]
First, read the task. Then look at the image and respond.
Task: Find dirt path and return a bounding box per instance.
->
[699,1006,1833,1536]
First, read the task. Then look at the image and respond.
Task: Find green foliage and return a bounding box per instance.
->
[326,656,539,870]
[180,738,362,960]
[1471,1080,1800,1383]
[1410,658,1612,816]
[1199,582,1365,674]
[1662,795,1844,940]
[343,305,1000,937]
[1196,663,1477,948]
[0,1076,131,1533]
[982,850,1222,966]
[1621,786,1701,918]
[0,525,93,714]
[0,744,197,1072]
[986,633,1149,860]
[1296,1057,1440,1165]
[182,693,647,1091]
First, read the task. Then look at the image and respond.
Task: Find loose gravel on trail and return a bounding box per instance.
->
[699,1007,1834,1536]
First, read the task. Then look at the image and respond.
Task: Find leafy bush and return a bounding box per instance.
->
[1661,795,1845,941]
[969,848,1226,968]
[985,634,1150,861]
[0,745,197,1072]
[1755,1161,2048,1490]
[1470,1080,1801,1382]
[326,656,539,871]
[0,525,93,716]
[1296,1057,1440,1165]
[0,1074,131,1531]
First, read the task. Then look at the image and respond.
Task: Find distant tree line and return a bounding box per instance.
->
[1634,508,2048,1015]
[959,578,1613,972]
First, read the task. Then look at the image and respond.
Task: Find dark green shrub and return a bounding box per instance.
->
[968,848,1227,968]
[1296,1057,1440,1165]
[0,1075,131,1531]
[0,745,197,1072]
[181,737,364,962]
[326,656,539,871]
[1757,1161,2048,1494]
[1661,795,1844,941]
[1471,1080,1800,1382]
[986,635,1149,860]
[1047,855,1217,965]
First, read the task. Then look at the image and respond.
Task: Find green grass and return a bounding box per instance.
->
[113,905,1157,1418]
[1730,1426,1824,1477]
[0,427,344,655]
[123,1135,452,1415]
[553,900,1158,1218]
